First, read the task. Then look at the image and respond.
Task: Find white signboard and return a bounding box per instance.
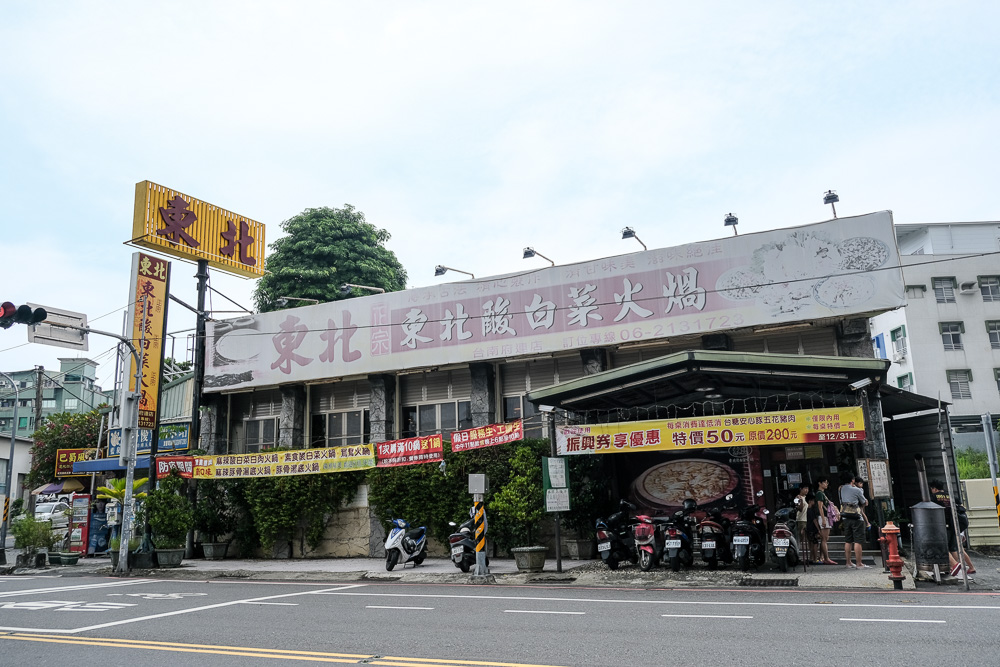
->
[204,213,904,392]
[545,488,571,512]
[867,459,892,498]
[547,457,567,489]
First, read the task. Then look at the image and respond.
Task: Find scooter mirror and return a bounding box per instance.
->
[763,509,770,515]
[756,490,764,497]
[448,521,457,527]
[725,494,733,500]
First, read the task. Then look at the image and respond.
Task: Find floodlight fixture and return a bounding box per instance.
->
[724,213,739,236]
[434,265,475,279]
[823,190,839,218]
[621,227,647,250]
[522,247,555,266]
[340,283,386,295]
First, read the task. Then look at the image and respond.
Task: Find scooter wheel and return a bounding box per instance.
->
[639,550,654,571]
[458,558,471,573]
[605,557,620,571]
[386,551,399,571]
[707,558,718,571]
[777,555,788,573]
[738,553,750,572]
[670,555,680,572]
[413,548,426,566]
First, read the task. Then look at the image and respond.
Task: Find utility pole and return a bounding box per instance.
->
[0,371,19,565]
[26,366,44,515]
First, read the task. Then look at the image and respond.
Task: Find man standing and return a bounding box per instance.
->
[840,477,869,569]
[929,480,975,576]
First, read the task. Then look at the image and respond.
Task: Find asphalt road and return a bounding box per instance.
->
[1,575,998,666]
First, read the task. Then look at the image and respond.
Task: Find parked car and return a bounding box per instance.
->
[33,501,70,530]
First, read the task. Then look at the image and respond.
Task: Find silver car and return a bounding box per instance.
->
[34,501,70,529]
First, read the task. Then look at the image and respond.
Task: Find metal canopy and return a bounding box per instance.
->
[526,350,936,418]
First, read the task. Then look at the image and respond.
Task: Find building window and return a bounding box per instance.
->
[897,373,913,391]
[63,397,79,410]
[0,399,12,408]
[504,395,543,438]
[947,370,972,400]
[18,399,32,408]
[401,401,472,438]
[890,326,907,355]
[995,369,1000,395]
[324,410,370,448]
[18,417,28,429]
[905,285,925,300]
[244,417,278,452]
[42,399,56,409]
[933,277,956,303]
[988,321,1000,350]
[940,322,964,351]
[980,276,1000,302]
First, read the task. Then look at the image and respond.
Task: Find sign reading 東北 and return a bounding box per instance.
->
[55,449,99,477]
[204,213,904,392]
[156,444,376,479]
[132,181,265,278]
[376,434,444,467]
[556,407,866,456]
[125,252,170,430]
[450,420,523,452]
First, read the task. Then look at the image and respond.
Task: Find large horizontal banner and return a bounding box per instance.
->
[204,213,903,392]
[376,434,444,467]
[156,444,376,479]
[557,407,866,455]
[451,420,523,452]
[55,449,99,477]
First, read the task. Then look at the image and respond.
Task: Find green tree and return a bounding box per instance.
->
[253,205,408,312]
[28,410,103,486]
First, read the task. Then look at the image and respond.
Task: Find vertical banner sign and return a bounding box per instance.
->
[125,252,171,429]
[543,456,570,512]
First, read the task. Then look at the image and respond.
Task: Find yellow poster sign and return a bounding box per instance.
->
[175,444,377,479]
[127,252,170,430]
[556,407,866,455]
[132,180,266,278]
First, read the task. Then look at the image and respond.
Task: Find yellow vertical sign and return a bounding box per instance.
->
[126,252,170,429]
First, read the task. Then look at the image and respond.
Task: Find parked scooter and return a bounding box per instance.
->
[595,500,638,571]
[699,494,735,570]
[663,498,698,572]
[633,512,667,571]
[447,506,487,573]
[384,517,427,571]
[769,506,800,573]
[732,491,769,571]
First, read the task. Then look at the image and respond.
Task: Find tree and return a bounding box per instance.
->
[253,205,408,312]
[28,410,103,486]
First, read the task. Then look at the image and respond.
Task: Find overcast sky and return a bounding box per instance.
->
[1,2,998,392]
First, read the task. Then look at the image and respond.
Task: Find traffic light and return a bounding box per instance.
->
[0,302,46,329]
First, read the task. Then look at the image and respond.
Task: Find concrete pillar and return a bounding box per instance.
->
[580,348,608,375]
[368,374,396,442]
[197,393,227,454]
[278,385,306,449]
[836,318,874,358]
[863,389,889,460]
[469,363,495,427]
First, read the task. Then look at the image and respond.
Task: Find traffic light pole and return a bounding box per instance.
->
[0,371,19,565]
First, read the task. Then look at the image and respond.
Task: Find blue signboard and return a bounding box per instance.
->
[108,423,190,456]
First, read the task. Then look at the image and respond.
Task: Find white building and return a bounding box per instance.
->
[870,222,1000,446]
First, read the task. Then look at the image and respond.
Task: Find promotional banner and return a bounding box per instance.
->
[376,434,444,467]
[125,252,171,429]
[55,449,99,477]
[204,213,904,392]
[556,407,866,456]
[156,444,376,479]
[450,420,523,452]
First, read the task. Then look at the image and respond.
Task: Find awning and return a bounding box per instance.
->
[31,478,85,495]
[72,456,152,474]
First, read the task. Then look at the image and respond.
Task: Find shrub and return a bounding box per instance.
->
[956,447,991,480]
[145,471,194,549]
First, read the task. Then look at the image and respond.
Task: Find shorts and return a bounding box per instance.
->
[947,527,958,552]
[842,516,865,544]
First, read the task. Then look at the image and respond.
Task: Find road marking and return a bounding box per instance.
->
[504,610,585,615]
[662,614,753,619]
[0,579,155,599]
[366,605,434,610]
[0,584,367,634]
[317,591,1000,612]
[0,633,571,667]
[240,602,300,606]
[840,618,946,624]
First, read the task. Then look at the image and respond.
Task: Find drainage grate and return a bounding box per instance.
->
[740,577,798,587]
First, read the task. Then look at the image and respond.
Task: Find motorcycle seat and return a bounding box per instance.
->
[405,527,425,540]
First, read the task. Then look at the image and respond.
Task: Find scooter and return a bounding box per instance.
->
[447,507,487,573]
[384,517,427,571]
[595,500,638,571]
[732,490,769,572]
[769,506,800,573]
[633,513,667,571]
[699,494,735,570]
[663,498,698,572]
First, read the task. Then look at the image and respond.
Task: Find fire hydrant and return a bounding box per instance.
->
[880,521,906,590]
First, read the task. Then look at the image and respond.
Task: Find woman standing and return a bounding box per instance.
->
[815,477,837,565]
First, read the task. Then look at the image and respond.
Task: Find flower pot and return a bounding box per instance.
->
[48,553,63,565]
[132,551,154,570]
[59,552,80,566]
[110,551,133,570]
[202,542,229,560]
[155,548,185,568]
[510,546,547,573]
[564,538,597,560]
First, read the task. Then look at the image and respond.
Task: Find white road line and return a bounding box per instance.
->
[238,602,300,606]
[366,605,434,610]
[0,584,367,635]
[317,591,1000,612]
[0,580,156,599]
[662,614,753,619]
[840,618,946,624]
[504,610,585,615]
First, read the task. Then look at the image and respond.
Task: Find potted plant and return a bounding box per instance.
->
[108,536,141,569]
[12,516,56,567]
[194,479,236,560]
[97,475,149,566]
[491,445,547,572]
[146,470,194,567]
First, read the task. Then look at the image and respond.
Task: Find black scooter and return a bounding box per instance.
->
[732,490,769,571]
[663,498,698,572]
[447,506,486,573]
[699,494,735,570]
[595,500,638,570]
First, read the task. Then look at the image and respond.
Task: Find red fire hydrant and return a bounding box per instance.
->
[880,521,906,590]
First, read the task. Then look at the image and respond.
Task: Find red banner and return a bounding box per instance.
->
[157,456,196,479]
[55,449,98,477]
[450,420,523,452]
[376,434,444,467]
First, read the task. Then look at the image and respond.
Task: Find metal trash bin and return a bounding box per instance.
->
[910,501,949,570]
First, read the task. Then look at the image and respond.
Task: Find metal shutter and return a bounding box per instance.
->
[801,327,837,356]
[312,379,370,413]
[501,362,529,395]
[448,368,473,400]
[764,332,801,355]
[732,335,767,353]
[250,389,282,418]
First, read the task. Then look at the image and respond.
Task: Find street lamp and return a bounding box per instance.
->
[724,213,739,236]
[621,227,647,251]
[522,247,555,266]
[823,190,839,219]
[340,283,386,295]
[434,265,475,279]
[275,296,320,307]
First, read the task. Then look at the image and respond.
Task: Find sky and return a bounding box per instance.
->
[1,1,998,392]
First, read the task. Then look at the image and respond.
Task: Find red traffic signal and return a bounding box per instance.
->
[0,302,46,329]
[0,302,16,329]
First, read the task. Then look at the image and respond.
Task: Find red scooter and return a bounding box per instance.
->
[632,513,666,571]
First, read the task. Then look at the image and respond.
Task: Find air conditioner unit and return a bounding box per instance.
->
[959,280,978,295]
[892,351,907,363]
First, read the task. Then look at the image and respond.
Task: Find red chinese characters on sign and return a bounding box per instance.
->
[376,434,444,467]
[157,456,196,479]
[450,420,523,453]
[55,449,98,477]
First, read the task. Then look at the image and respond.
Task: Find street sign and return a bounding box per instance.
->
[543,456,570,512]
[26,304,88,351]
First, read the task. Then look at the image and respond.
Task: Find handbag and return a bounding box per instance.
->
[827,501,841,523]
